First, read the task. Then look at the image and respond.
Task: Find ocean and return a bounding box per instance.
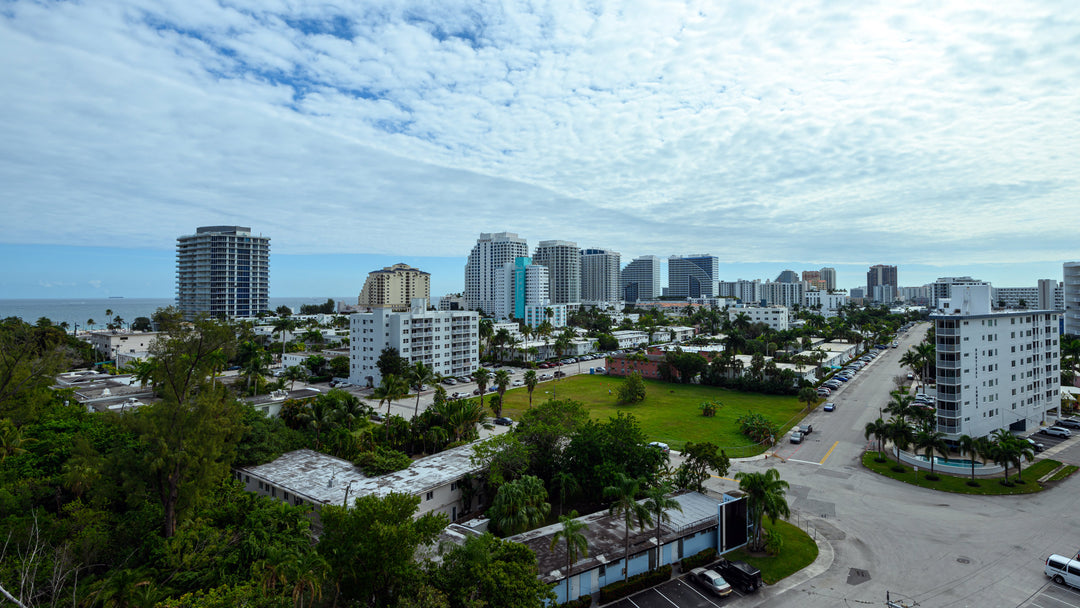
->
[0,297,349,330]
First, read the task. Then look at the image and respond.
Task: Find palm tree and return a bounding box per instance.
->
[272,317,297,359]
[524,370,538,407]
[283,365,308,390]
[989,429,1017,484]
[604,473,653,582]
[884,390,916,424]
[373,374,409,416]
[864,418,889,461]
[474,367,491,412]
[957,434,981,483]
[734,468,790,552]
[549,511,588,602]
[288,551,329,608]
[912,424,949,479]
[494,370,511,409]
[407,361,436,417]
[915,341,936,389]
[886,418,913,458]
[643,483,683,566]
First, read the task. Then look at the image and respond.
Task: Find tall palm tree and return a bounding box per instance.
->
[989,429,1017,484]
[884,390,916,424]
[604,473,653,582]
[734,468,790,552]
[551,470,578,517]
[524,370,538,407]
[272,317,297,360]
[407,361,436,417]
[494,370,511,409]
[474,367,491,412]
[864,418,889,461]
[915,341,936,389]
[283,365,308,390]
[643,483,683,566]
[373,374,409,416]
[549,511,588,602]
[912,424,949,479]
[957,434,981,482]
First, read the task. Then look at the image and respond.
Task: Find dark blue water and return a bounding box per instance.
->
[0,297,348,330]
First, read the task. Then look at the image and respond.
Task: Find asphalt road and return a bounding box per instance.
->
[694,322,1080,608]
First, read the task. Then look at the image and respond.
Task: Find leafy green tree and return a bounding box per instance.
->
[282,365,308,390]
[141,315,244,537]
[318,492,447,608]
[604,472,652,581]
[377,347,409,379]
[699,399,721,417]
[0,318,70,422]
[329,355,350,379]
[617,371,647,404]
[798,386,818,411]
[674,441,730,492]
[437,533,555,608]
[487,475,550,536]
[517,398,589,485]
[734,468,790,552]
[549,512,588,602]
[302,355,327,378]
[563,412,665,500]
[132,316,153,332]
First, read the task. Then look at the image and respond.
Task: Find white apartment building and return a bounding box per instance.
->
[580,248,621,304]
[931,284,1061,440]
[802,290,849,317]
[820,267,837,291]
[620,255,661,303]
[930,276,990,308]
[761,280,804,308]
[88,331,160,360]
[349,299,479,387]
[718,279,762,304]
[175,225,270,320]
[534,240,581,304]
[358,263,430,311]
[1065,263,1080,336]
[611,330,651,349]
[992,286,1038,309]
[729,306,790,331]
[492,257,549,321]
[668,255,719,298]
[464,232,529,314]
[1037,279,1063,312]
[524,303,567,328]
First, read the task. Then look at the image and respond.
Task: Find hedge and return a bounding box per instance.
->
[679,548,717,572]
[598,565,672,603]
[555,594,592,608]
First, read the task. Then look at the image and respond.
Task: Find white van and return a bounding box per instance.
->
[1045,554,1080,588]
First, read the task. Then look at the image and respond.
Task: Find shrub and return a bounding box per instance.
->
[556,594,592,608]
[679,548,717,571]
[354,446,412,476]
[598,565,671,603]
[735,411,779,443]
[617,372,647,404]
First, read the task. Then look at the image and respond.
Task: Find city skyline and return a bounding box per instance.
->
[2,2,1079,298]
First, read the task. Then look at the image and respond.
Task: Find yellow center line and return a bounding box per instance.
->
[820,441,839,465]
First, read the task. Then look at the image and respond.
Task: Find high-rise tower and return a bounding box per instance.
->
[176,226,269,320]
[533,240,581,304]
[464,232,529,314]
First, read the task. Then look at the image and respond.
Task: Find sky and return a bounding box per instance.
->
[2,0,1079,299]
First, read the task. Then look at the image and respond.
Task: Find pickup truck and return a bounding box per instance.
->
[715,558,762,593]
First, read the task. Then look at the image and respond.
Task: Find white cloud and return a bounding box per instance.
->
[1,0,1079,272]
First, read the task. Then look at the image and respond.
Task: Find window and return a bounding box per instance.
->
[426,491,434,501]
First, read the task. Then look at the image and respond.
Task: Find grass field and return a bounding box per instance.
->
[497,374,806,453]
[862,452,1058,495]
[723,518,819,585]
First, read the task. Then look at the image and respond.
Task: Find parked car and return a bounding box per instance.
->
[714,558,762,593]
[493,416,513,426]
[443,378,457,385]
[554,371,565,378]
[1026,438,1045,452]
[1042,426,1072,438]
[1055,419,1080,429]
[790,431,803,444]
[690,567,733,597]
[817,388,831,396]
[799,424,813,435]
[648,441,670,455]
[823,402,836,412]
[370,412,385,422]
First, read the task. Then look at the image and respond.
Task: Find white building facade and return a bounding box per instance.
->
[492,257,549,321]
[175,225,270,320]
[534,240,581,304]
[620,255,661,303]
[1065,263,1080,336]
[802,290,849,317]
[349,299,479,387]
[729,306,790,331]
[464,232,529,314]
[931,284,1061,440]
[580,248,621,304]
[668,255,719,298]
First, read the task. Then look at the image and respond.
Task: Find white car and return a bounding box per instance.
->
[1042,426,1072,438]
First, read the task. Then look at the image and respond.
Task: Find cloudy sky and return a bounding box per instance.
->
[2,0,1078,298]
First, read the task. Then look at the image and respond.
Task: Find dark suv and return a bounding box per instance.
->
[714,558,762,593]
[1056,419,1080,430]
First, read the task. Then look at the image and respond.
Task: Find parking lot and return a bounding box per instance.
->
[1019,580,1080,608]
[607,575,753,608]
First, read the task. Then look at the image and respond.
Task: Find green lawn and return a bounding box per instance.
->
[724,518,819,585]
[862,452,1058,495]
[499,375,805,454]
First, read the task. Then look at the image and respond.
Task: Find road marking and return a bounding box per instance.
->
[820,441,839,465]
[680,578,724,607]
[653,588,681,607]
[787,459,821,466]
